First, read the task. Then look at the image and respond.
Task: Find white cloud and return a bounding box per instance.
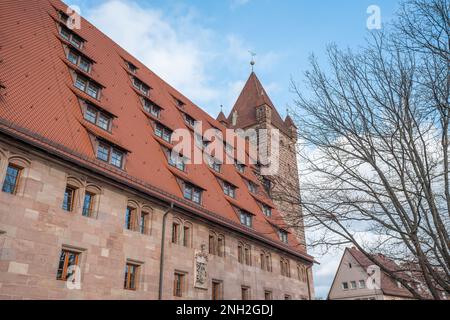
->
[75,0,282,117]
[230,0,251,9]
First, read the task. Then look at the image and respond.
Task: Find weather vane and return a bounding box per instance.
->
[249,50,256,72]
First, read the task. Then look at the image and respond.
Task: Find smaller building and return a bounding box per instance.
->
[327,247,414,300]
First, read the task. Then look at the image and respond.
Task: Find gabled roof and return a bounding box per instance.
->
[346,247,414,298]
[0,0,313,262]
[216,111,228,125]
[227,72,290,135]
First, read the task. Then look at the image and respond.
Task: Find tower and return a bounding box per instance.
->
[218,72,306,249]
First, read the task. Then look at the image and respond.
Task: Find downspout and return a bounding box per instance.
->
[306,265,312,300]
[158,202,174,300]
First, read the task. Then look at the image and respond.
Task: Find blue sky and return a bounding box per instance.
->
[67,0,402,299]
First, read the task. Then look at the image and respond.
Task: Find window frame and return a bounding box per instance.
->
[183,183,202,204]
[74,74,100,100]
[62,185,76,212]
[96,142,124,169]
[212,280,223,300]
[56,249,80,281]
[240,211,253,228]
[124,262,140,291]
[223,181,236,198]
[2,164,22,195]
[173,272,186,297]
[66,49,92,73]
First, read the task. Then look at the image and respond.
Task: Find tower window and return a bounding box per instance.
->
[2,164,22,195]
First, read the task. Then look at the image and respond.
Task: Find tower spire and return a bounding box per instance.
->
[249,51,256,72]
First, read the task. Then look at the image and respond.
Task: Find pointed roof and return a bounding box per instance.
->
[216,111,228,125]
[284,115,296,128]
[227,72,290,135]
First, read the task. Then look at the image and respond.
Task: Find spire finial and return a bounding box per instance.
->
[220,104,223,112]
[248,50,256,72]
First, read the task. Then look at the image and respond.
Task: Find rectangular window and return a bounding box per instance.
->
[183,226,190,247]
[217,237,224,257]
[278,230,288,244]
[74,75,87,91]
[247,181,257,193]
[124,263,139,290]
[97,113,110,131]
[212,280,223,300]
[143,99,161,118]
[82,191,94,217]
[132,77,150,96]
[70,34,83,49]
[359,280,366,289]
[342,282,349,290]
[84,105,97,123]
[173,272,185,297]
[183,183,202,204]
[235,162,245,173]
[351,281,357,289]
[172,223,180,244]
[56,249,80,280]
[67,50,91,73]
[223,181,236,198]
[97,143,124,168]
[241,286,250,300]
[140,212,149,235]
[2,164,21,194]
[127,62,137,73]
[62,186,76,211]
[124,207,136,231]
[154,123,172,142]
[262,205,272,217]
[209,235,215,255]
[240,211,252,228]
[284,295,292,300]
[59,26,71,40]
[238,244,244,264]
[264,291,273,300]
[87,83,99,99]
[174,98,185,109]
[111,149,124,168]
[97,143,110,162]
[168,152,185,171]
[184,114,196,127]
[245,247,251,266]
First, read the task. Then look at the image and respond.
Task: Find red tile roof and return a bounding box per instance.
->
[347,247,414,298]
[0,0,313,262]
[227,72,291,135]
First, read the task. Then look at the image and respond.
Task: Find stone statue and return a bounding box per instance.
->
[194,244,208,289]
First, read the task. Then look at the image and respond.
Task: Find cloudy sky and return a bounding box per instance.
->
[67,0,401,299]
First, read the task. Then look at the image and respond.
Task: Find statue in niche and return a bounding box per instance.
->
[194,243,208,289]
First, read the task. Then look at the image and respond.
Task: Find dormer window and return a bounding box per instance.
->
[74,74,100,99]
[262,205,272,217]
[184,114,196,127]
[235,162,245,173]
[132,77,150,96]
[84,104,111,131]
[247,181,257,193]
[168,152,186,171]
[174,98,185,109]
[127,61,138,74]
[142,99,161,118]
[97,142,124,168]
[154,123,172,142]
[206,156,221,173]
[59,11,69,24]
[223,181,236,198]
[225,142,233,155]
[59,25,84,49]
[67,49,92,73]
[183,183,202,204]
[240,211,253,228]
[278,230,288,243]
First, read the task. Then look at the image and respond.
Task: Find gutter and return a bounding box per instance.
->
[158,202,174,300]
[0,121,316,264]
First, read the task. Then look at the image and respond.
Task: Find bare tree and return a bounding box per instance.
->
[280,0,449,299]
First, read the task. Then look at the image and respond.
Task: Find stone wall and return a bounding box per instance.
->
[0,139,312,300]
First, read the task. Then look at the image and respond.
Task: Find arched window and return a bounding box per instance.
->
[261,250,272,272]
[83,184,101,218]
[280,257,290,277]
[217,234,225,257]
[125,201,139,231]
[1,155,31,196]
[63,176,83,213]
[182,222,193,248]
